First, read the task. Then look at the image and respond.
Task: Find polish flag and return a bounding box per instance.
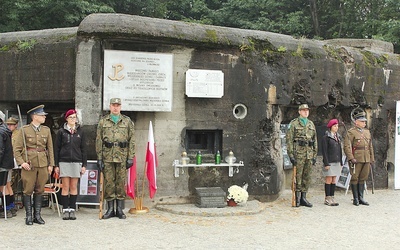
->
[126,156,137,199]
[146,121,158,199]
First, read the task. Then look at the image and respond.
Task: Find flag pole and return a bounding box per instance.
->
[129,158,149,214]
[141,161,148,202]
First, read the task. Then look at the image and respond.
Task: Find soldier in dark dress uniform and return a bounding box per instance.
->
[96,98,135,219]
[343,111,374,206]
[287,104,318,207]
[13,105,55,225]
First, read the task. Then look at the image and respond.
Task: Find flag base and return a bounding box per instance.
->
[129,207,149,214]
[129,197,149,214]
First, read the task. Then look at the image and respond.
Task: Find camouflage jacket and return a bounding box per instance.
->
[96,114,135,163]
[286,117,318,160]
[13,124,55,168]
[343,127,374,163]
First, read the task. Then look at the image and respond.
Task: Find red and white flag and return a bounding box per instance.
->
[146,121,158,199]
[126,156,137,199]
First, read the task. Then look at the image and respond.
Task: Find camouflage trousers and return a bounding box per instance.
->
[295,158,312,192]
[103,162,127,201]
[350,162,370,184]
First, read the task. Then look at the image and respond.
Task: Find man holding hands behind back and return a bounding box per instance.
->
[96,98,135,219]
[13,105,54,225]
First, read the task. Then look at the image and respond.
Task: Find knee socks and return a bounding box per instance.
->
[69,195,77,211]
[61,195,69,210]
[325,183,331,197]
[330,183,336,196]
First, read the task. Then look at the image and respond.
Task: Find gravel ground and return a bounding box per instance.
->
[1,189,399,249]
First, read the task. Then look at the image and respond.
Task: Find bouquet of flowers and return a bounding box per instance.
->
[226,184,249,204]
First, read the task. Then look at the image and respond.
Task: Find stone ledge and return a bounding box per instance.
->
[154,200,267,217]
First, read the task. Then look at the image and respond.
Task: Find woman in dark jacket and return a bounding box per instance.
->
[321,119,343,206]
[0,111,14,218]
[54,109,87,220]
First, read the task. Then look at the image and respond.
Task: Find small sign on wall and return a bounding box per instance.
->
[185,69,224,98]
[103,50,173,112]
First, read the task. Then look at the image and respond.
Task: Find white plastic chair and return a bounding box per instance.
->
[44,172,62,217]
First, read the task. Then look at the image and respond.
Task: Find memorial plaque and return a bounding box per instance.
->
[103,50,173,112]
[185,69,224,98]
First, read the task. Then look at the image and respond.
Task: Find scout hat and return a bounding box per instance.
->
[6,117,18,125]
[0,111,5,122]
[110,98,121,105]
[354,111,367,121]
[327,119,339,128]
[27,104,48,115]
[298,104,309,110]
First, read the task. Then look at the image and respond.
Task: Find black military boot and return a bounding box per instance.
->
[102,200,115,219]
[358,183,369,206]
[351,184,359,206]
[300,192,313,207]
[33,195,45,225]
[23,195,33,225]
[295,191,301,207]
[115,200,126,219]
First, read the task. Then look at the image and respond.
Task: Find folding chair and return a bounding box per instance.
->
[44,172,62,217]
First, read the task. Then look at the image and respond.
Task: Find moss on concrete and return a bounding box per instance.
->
[361,50,388,67]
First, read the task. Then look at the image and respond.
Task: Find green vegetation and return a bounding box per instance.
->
[0,39,37,52]
[361,50,389,67]
[0,0,399,53]
[204,29,218,43]
[16,39,37,51]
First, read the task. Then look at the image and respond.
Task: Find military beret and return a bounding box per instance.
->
[298,104,309,110]
[65,109,77,119]
[327,119,339,128]
[27,104,48,115]
[6,117,19,125]
[110,98,122,105]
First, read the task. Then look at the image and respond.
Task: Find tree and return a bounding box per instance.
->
[0,0,114,32]
[1,0,399,53]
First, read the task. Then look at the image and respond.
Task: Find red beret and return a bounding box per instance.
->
[65,109,77,119]
[327,119,339,128]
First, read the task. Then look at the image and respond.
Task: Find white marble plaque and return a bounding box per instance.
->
[185,69,224,98]
[103,50,173,111]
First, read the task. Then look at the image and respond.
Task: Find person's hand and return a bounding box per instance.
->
[126,159,133,169]
[350,158,357,164]
[47,166,53,175]
[324,166,330,171]
[290,157,297,166]
[54,166,60,174]
[97,160,104,172]
[312,158,316,165]
[81,166,86,175]
[21,162,31,171]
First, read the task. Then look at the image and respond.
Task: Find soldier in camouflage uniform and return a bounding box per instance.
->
[286,104,318,207]
[343,111,374,206]
[13,105,55,225]
[96,98,135,219]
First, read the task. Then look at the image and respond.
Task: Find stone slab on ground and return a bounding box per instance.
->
[194,187,226,208]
